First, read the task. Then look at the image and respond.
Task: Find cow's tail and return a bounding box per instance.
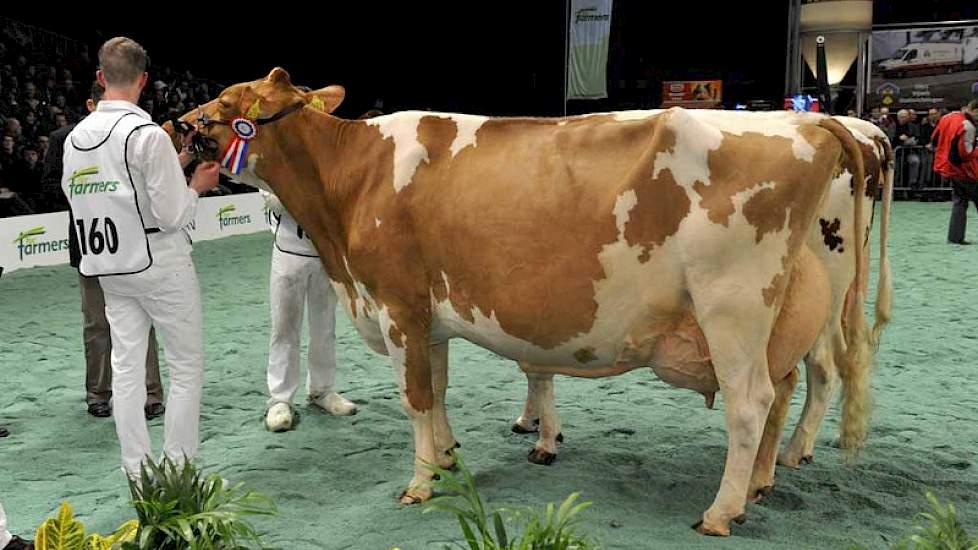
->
[871,139,894,347]
[820,118,872,458]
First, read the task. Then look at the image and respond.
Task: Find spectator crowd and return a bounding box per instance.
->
[0,19,251,218]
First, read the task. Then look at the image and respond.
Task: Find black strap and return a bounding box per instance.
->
[254,101,305,125]
[70,113,138,152]
[145,228,160,234]
[199,101,305,128]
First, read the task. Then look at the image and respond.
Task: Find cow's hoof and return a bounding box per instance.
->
[527,448,557,466]
[399,488,431,505]
[777,451,804,469]
[749,485,774,504]
[557,432,564,443]
[511,418,539,434]
[801,454,814,465]
[437,454,458,470]
[692,520,730,537]
[733,513,747,525]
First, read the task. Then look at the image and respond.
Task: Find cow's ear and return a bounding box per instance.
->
[305,85,345,114]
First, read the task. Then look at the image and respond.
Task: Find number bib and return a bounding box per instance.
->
[63,113,156,276]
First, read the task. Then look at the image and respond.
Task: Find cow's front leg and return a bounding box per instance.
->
[524,372,561,465]
[693,296,777,537]
[512,364,541,434]
[431,342,459,469]
[380,308,436,505]
[750,367,799,502]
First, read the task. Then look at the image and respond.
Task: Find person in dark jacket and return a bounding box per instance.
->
[920,108,941,146]
[892,109,923,189]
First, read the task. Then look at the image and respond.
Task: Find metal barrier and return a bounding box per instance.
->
[892,146,952,197]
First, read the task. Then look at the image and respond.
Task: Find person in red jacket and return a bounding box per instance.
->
[932,99,978,244]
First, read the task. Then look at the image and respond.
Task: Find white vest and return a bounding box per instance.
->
[63,112,157,276]
[272,209,319,257]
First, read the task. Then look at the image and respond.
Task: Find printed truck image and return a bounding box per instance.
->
[878,39,978,77]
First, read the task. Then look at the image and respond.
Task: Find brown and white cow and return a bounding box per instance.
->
[171,68,869,536]
[510,113,894,494]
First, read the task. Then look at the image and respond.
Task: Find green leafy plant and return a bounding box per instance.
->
[423,452,597,550]
[33,501,138,550]
[126,455,277,549]
[848,491,977,550]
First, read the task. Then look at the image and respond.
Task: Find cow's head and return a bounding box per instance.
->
[163,67,344,192]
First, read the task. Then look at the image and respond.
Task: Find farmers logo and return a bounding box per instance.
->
[217,204,252,231]
[13,226,69,260]
[575,7,610,23]
[67,166,120,197]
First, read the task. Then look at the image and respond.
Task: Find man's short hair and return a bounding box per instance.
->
[90,81,105,103]
[98,37,148,86]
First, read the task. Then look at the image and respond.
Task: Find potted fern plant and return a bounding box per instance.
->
[125,456,277,549]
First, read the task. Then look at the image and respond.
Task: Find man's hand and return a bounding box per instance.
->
[177,128,199,169]
[190,161,220,195]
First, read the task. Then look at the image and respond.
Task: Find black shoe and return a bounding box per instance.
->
[0,425,9,438]
[949,239,972,245]
[7,535,35,549]
[87,402,112,418]
[145,403,165,420]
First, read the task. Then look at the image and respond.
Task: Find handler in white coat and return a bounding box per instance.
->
[263,192,356,431]
[62,37,219,477]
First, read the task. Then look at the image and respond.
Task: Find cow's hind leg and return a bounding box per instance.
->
[431,342,459,469]
[692,291,777,536]
[779,330,841,468]
[379,308,437,505]
[750,367,799,502]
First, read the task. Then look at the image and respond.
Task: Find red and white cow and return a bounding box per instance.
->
[172,69,870,536]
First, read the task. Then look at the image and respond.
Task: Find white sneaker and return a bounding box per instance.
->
[265,402,294,432]
[310,391,357,416]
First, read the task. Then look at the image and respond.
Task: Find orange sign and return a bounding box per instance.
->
[661,80,723,108]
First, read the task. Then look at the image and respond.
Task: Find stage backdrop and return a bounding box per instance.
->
[0,193,268,276]
[869,24,978,110]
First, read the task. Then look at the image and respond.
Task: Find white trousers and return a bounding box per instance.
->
[0,501,10,549]
[101,258,204,476]
[267,248,338,406]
